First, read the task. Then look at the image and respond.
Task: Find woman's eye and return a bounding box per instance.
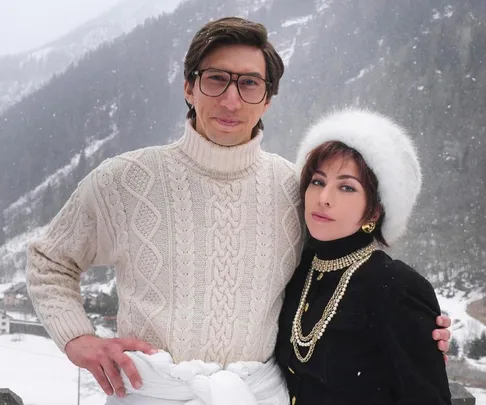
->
[341,185,356,192]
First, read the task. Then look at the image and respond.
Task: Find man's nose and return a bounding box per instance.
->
[220,81,242,110]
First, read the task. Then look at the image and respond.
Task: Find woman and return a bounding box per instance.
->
[276,109,451,405]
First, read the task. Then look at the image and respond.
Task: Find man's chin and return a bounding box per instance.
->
[207,126,250,146]
[207,133,246,147]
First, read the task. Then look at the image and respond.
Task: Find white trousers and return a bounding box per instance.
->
[105,351,289,405]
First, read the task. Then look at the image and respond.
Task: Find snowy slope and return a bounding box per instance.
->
[470,388,486,405]
[438,290,486,356]
[4,123,119,222]
[0,334,106,405]
[0,277,484,403]
[437,290,486,392]
[0,226,47,282]
[0,283,12,299]
[0,326,485,405]
[0,0,184,114]
[0,122,119,280]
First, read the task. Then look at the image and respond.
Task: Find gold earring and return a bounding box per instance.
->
[361,221,376,233]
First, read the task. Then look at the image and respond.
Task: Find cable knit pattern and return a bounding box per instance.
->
[263,158,303,357]
[243,158,274,360]
[93,161,134,337]
[120,153,168,346]
[26,120,303,364]
[27,177,103,348]
[165,149,196,362]
[200,178,247,364]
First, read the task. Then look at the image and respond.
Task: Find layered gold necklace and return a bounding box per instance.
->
[291,243,376,363]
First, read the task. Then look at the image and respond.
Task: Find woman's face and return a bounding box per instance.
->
[305,155,372,241]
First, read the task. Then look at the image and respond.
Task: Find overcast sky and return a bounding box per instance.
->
[0,0,124,56]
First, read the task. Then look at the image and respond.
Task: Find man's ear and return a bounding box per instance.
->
[262,97,272,114]
[184,80,194,105]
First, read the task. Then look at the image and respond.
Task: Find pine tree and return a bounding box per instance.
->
[449,337,459,357]
[468,332,486,360]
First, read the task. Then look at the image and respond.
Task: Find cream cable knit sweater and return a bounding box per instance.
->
[26,120,303,365]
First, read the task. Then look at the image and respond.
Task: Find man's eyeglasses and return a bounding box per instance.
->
[192,68,272,104]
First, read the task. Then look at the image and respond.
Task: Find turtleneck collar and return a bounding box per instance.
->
[307,230,374,260]
[177,120,263,175]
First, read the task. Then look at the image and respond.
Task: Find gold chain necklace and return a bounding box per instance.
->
[291,243,376,363]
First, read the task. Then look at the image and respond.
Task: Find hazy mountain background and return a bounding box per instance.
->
[1,0,484,295]
[0,0,183,113]
[0,0,485,402]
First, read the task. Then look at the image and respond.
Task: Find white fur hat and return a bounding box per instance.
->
[295,108,422,245]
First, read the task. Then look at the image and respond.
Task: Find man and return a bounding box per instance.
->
[26,17,451,400]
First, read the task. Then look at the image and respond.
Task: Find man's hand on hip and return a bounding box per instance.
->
[65,334,157,397]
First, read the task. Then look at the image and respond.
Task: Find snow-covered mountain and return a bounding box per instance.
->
[0,0,184,114]
[1,0,485,296]
[0,1,485,402]
[0,119,120,280]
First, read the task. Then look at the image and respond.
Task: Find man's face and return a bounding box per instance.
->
[184,44,271,146]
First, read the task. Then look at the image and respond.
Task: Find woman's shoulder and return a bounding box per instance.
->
[362,250,438,301]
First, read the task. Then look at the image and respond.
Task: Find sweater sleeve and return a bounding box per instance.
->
[26,162,117,351]
[384,262,451,405]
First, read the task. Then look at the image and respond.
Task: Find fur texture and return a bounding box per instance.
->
[295,108,422,245]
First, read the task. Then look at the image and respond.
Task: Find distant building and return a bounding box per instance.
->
[102,315,117,329]
[3,282,31,309]
[9,319,49,338]
[0,308,48,338]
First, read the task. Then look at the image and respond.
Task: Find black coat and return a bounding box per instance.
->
[276,233,451,405]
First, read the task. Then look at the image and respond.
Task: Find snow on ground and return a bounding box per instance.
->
[466,356,486,374]
[282,15,313,28]
[4,129,118,218]
[468,387,486,405]
[0,283,12,299]
[1,286,484,403]
[316,0,332,14]
[4,310,38,322]
[28,47,54,62]
[168,60,180,84]
[95,324,117,339]
[437,290,486,355]
[432,5,455,20]
[0,334,106,405]
[81,278,116,295]
[279,36,297,67]
[2,330,484,404]
[345,65,375,84]
[437,289,486,403]
[0,225,48,274]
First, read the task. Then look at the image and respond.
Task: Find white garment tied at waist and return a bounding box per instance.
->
[105,350,289,405]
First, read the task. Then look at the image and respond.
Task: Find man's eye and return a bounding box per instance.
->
[208,75,227,81]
